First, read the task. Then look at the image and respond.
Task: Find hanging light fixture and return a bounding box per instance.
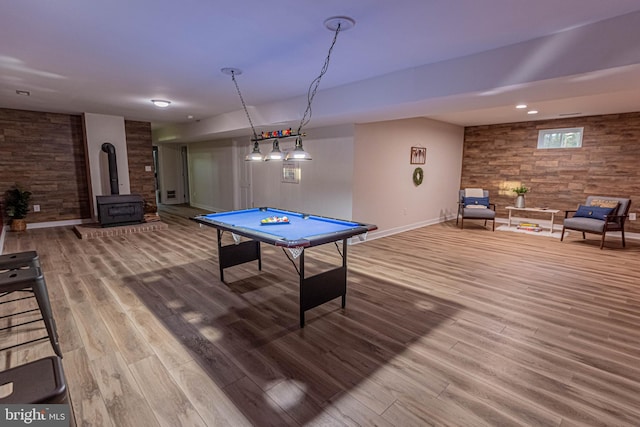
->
[289,16,355,161]
[221,67,264,161]
[264,139,283,161]
[222,15,354,163]
[285,136,312,161]
[245,142,264,161]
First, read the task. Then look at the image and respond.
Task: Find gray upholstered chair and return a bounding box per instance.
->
[561,196,631,249]
[457,189,496,231]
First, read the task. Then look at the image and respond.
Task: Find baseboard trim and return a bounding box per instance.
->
[26,218,93,229]
[351,214,457,244]
[2,214,639,256]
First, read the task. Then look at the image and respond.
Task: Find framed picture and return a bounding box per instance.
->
[410,146,426,164]
[282,161,300,184]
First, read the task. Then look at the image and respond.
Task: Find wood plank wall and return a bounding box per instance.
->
[125,120,156,204]
[4,107,640,231]
[0,108,155,224]
[0,108,90,223]
[462,112,640,232]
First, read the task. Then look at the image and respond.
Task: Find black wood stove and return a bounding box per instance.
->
[96,142,144,227]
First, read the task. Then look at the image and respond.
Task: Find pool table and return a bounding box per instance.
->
[193,207,377,327]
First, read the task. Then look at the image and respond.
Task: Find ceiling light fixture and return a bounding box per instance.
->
[527,110,539,115]
[223,15,355,162]
[264,139,283,161]
[245,143,264,161]
[515,104,527,109]
[151,99,171,108]
[16,90,31,96]
[223,67,264,161]
[285,137,313,161]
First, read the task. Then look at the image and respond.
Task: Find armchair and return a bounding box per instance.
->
[457,189,496,231]
[560,196,631,249]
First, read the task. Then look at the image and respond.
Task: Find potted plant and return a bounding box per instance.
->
[4,187,32,231]
[512,185,528,208]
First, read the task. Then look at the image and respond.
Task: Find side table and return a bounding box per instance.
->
[505,206,561,233]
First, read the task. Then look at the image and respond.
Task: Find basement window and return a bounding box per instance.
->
[537,127,583,149]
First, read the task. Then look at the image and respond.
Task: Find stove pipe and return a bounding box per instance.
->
[101,142,119,195]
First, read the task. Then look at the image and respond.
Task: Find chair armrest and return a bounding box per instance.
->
[603,214,627,231]
[604,214,627,223]
[564,209,577,218]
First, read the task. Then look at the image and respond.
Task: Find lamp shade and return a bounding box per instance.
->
[264,139,283,161]
[285,137,312,161]
[245,141,264,161]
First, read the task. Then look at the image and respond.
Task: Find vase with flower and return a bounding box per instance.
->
[512,185,528,208]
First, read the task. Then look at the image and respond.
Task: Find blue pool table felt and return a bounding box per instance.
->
[198,208,363,241]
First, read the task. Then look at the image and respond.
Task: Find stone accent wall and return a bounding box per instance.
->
[462,112,640,232]
[125,120,156,204]
[0,108,155,225]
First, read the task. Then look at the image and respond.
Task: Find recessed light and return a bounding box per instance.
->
[527,110,538,115]
[515,104,527,109]
[16,90,31,96]
[151,99,171,108]
[187,115,194,120]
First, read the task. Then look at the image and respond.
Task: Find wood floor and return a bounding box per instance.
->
[2,208,640,426]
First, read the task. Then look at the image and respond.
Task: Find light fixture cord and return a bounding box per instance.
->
[230,70,259,141]
[296,23,342,135]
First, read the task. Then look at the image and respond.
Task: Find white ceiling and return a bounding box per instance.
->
[2,1,640,142]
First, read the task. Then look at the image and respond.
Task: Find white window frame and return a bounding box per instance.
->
[537,127,583,149]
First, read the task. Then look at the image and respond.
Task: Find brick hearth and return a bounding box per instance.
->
[73,221,168,240]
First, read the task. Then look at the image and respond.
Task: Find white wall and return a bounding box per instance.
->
[188,139,236,212]
[155,119,463,237]
[353,117,464,237]
[251,125,355,219]
[157,143,185,205]
[83,113,130,219]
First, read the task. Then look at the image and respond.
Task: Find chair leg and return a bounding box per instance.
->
[31,280,63,358]
[460,217,464,229]
[600,232,606,249]
[621,229,626,247]
[582,232,586,240]
[492,219,495,231]
[560,227,565,241]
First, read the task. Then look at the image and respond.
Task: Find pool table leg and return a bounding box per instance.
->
[300,249,305,328]
[216,229,261,283]
[299,238,349,327]
[341,238,347,309]
[217,230,224,282]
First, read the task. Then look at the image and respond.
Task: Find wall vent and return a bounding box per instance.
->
[167,190,176,199]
